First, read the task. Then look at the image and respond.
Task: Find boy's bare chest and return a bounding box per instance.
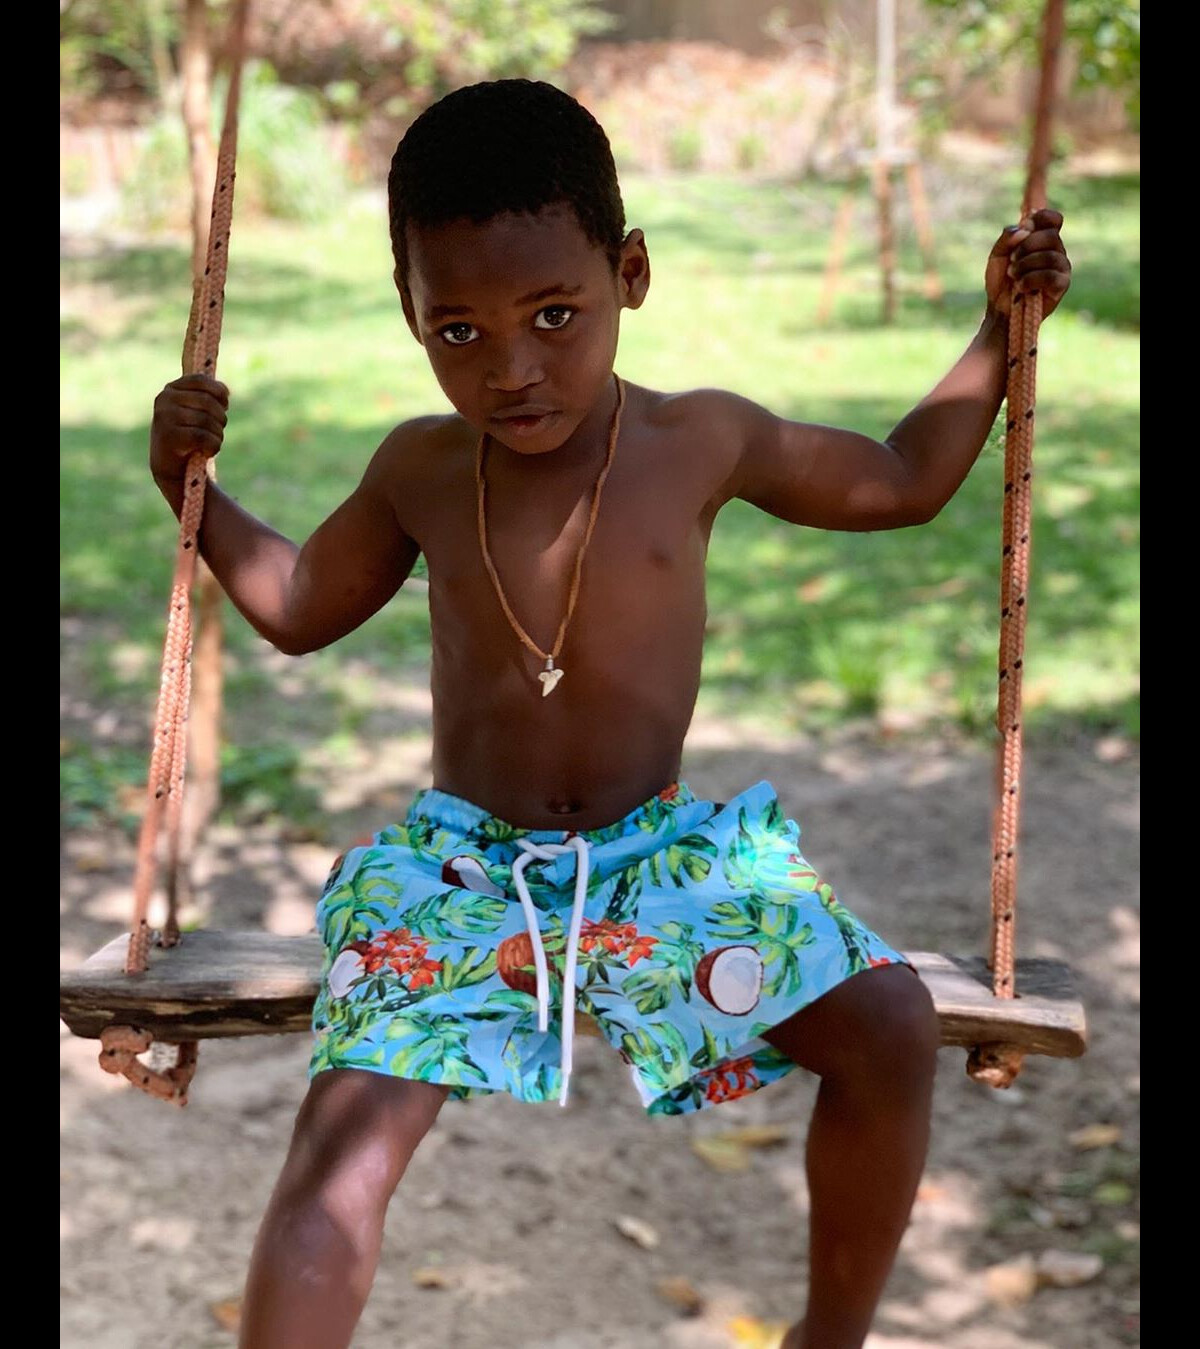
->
[407,446,718,629]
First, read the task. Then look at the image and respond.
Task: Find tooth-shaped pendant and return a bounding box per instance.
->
[537,666,564,697]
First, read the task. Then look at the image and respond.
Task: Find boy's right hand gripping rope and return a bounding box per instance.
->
[106,0,249,1105]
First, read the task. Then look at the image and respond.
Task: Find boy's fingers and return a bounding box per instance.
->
[1010,248,1070,275]
[165,392,229,422]
[170,409,227,436]
[990,226,1031,257]
[1030,207,1064,230]
[1013,268,1071,296]
[170,374,230,404]
[1014,228,1067,258]
[176,427,224,456]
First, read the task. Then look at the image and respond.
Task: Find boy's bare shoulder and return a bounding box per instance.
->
[638,383,765,442]
[368,412,476,485]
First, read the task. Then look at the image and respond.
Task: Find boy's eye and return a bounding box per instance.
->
[534,306,575,331]
[439,322,478,346]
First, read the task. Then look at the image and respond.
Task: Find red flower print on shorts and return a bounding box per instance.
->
[698,1057,761,1104]
[579,919,659,966]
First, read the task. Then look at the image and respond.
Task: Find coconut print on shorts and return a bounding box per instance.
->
[309,780,907,1116]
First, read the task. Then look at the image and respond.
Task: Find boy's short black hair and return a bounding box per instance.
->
[388,79,626,288]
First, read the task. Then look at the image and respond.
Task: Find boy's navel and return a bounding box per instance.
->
[547,798,583,816]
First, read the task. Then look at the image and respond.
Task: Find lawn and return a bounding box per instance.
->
[60,165,1139,822]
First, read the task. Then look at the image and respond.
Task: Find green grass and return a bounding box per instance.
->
[61,168,1139,778]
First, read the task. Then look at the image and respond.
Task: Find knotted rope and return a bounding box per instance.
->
[967,0,1066,1090]
[107,0,250,1105]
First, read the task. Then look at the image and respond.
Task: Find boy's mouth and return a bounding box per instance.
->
[491,407,558,436]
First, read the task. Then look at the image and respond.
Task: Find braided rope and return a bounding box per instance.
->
[112,0,249,1100]
[99,1028,199,1107]
[969,0,1065,1090]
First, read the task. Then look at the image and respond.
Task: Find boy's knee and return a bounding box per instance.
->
[870,968,940,1068]
[771,965,939,1081]
[288,1070,447,1195]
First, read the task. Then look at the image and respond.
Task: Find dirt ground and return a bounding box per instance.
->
[59,695,1139,1349]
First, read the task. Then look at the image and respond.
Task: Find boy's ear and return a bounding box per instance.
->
[617,228,650,311]
[396,265,424,344]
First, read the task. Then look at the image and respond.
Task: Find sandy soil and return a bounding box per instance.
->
[60,712,1139,1349]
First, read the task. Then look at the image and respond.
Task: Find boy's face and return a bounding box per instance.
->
[399,205,649,455]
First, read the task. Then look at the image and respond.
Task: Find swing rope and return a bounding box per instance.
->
[98,0,250,1105]
[967,0,1066,1090]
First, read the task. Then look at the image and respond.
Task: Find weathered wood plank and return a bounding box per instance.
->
[59,933,1086,1057]
[60,932,323,1041]
[904,951,1086,1057]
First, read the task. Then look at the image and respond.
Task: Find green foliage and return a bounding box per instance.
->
[120,61,350,227]
[363,0,613,103]
[60,742,147,832]
[224,64,352,220]
[667,126,704,173]
[218,741,323,826]
[64,0,610,129]
[58,737,319,836]
[917,0,1140,128]
[60,0,178,103]
[736,133,767,173]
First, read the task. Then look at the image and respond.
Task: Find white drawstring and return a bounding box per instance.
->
[511,835,591,1106]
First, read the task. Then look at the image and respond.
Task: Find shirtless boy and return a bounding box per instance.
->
[150,79,1071,1349]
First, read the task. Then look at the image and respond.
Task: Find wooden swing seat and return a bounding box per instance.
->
[59,930,1087,1058]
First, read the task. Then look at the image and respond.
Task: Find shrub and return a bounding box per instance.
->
[121,61,350,229]
[667,125,704,172]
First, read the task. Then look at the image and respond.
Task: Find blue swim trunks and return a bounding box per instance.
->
[310,781,906,1116]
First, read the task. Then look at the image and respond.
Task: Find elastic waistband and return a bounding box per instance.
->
[407,782,697,846]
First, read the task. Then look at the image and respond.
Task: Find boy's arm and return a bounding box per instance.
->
[151,380,420,655]
[726,210,1071,531]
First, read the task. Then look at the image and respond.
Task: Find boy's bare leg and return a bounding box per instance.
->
[238,1070,450,1349]
[763,966,940,1349]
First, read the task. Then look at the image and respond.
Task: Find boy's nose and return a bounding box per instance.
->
[484,342,544,392]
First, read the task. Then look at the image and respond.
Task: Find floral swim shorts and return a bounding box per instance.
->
[310,780,906,1115]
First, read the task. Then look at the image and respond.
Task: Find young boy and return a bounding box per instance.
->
[150,80,1070,1349]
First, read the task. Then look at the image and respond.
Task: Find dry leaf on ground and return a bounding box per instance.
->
[209,1299,241,1332]
[985,1253,1039,1307]
[726,1313,791,1347]
[73,853,112,873]
[692,1124,791,1173]
[691,1136,751,1172]
[1093,1181,1133,1206]
[1067,1123,1122,1150]
[714,1124,791,1148]
[412,1266,454,1289]
[613,1214,660,1249]
[655,1275,704,1315]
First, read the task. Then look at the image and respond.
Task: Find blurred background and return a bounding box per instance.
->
[61,5,1138,1347]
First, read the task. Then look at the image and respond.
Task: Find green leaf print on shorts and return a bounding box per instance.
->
[722,798,786,891]
[647,833,719,888]
[621,1020,692,1096]
[397,889,508,940]
[385,1012,489,1086]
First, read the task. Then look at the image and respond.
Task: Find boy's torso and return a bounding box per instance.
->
[383,382,746,831]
